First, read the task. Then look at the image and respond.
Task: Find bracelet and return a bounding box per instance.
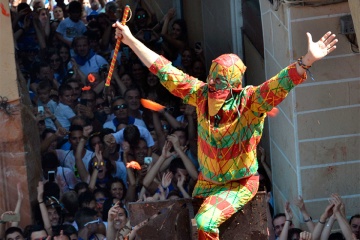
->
[285,220,292,224]
[304,216,312,222]
[297,56,312,70]
[318,220,326,224]
[38,201,44,204]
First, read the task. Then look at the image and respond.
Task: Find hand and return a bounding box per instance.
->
[94,144,103,163]
[294,195,306,211]
[161,172,173,188]
[113,23,136,46]
[165,8,176,20]
[321,201,335,221]
[108,202,120,222]
[37,181,44,202]
[299,231,312,240]
[161,141,173,159]
[167,134,181,151]
[304,31,338,65]
[284,201,293,220]
[83,125,93,137]
[330,193,342,216]
[176,172,186,189]
[43,106,53,119]
[55,127,68,138]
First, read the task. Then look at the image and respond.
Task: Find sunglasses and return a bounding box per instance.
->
[96,197,107,203]
[92,160,105,167]
[84,217,102,227]
[112,104,128,111]
[137,14,146,19]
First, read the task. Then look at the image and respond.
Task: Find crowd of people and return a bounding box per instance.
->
[0,0,358,239]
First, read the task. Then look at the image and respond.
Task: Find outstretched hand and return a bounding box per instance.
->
[305,31,338,65]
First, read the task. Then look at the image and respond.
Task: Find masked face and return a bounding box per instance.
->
[207,54,246,116]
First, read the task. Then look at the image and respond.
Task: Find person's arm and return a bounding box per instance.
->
[142,141,172,188]
[312,202,334,240]
[122,141,137,202]
[279,202,293,240]
[177,171,191,198]
[332,194,354,240]
[167,134,198,181]
[11,183,23,227]
[89,144,103,190]
[113,23,160,68]
[160,9,185,52]
[151,111,166,150]
[160,109,182,129]
[75,126,92,183]
[106,202,120,240]
[320,215,336,240]
[294,196,315,232]
[184,105,197,158]
[251,32,338,114]
[258,146,272,182]
[37,181,53,236]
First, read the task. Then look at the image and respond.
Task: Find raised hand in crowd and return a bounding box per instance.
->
[295,195,315,232]
[300,231,312,240]
[176,171,190,198]
[279,201,294,240]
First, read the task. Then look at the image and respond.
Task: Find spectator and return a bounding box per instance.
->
[54,84,76,130]
[75,208,100,239]
[350,214,360,239]
[70,36,108,77]
[103,97,147,131]
[4,227,25,240]
[23,225,48,240]
[56,1,86,47]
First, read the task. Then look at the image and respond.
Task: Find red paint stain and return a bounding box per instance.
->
[1,3,10,17]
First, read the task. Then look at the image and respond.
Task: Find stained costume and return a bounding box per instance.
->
[149,54,306,239]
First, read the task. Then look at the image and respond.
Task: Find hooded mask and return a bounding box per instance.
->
[207,54,246,116]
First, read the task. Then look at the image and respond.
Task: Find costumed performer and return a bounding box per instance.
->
[112,21,338,240]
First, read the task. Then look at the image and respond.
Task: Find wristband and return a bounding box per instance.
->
[285,220,292,224]
[38,201,44,204]
[319,220,326,224]
[304,216,312,222]
[297,56,312,70]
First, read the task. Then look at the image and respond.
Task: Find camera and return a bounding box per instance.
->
[38,106,44,116]
[144,157,153,165]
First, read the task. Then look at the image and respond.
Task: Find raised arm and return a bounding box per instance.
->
[279,202,293,240]
[75,126,93,183]
[294,196,315,232]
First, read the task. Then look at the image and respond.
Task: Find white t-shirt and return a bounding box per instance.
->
[56,149,94,173]
[68,54,108,76]
[103,118,147,131]
[112,125,155,148]
[56,17,87,43]
[55,166,79,193]
[54,103,76,130]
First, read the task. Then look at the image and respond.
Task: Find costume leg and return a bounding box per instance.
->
[194,175,259,240]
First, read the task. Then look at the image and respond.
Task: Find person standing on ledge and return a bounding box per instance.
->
[112,20,337,240]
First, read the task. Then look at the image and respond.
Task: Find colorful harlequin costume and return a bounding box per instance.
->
[149,54,306,239]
